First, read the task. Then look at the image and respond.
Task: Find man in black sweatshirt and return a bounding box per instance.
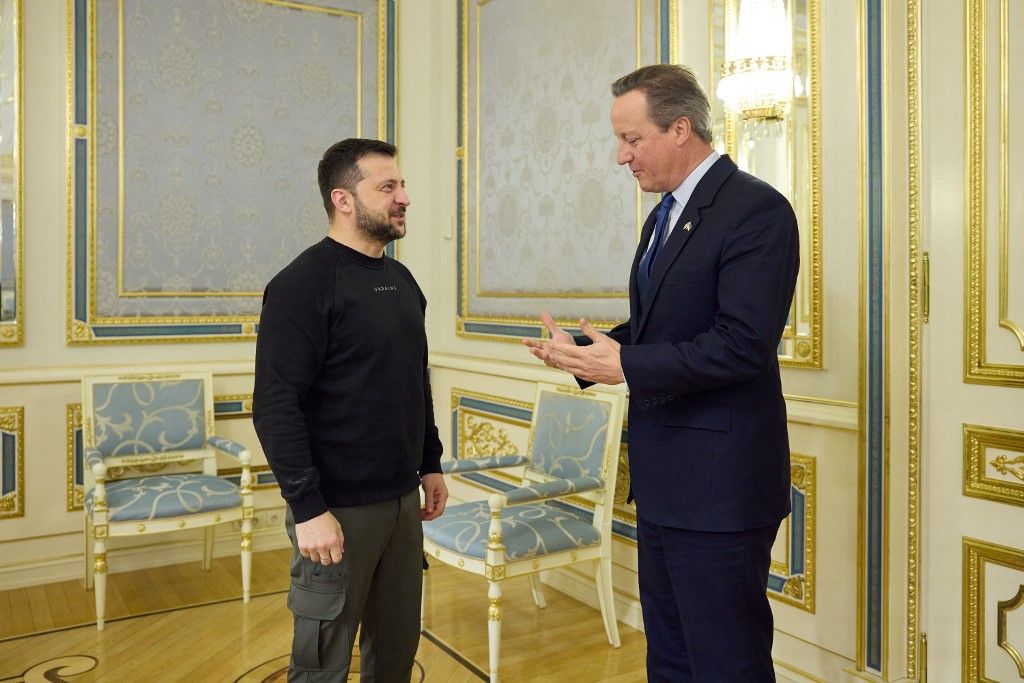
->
[253,138,447,682]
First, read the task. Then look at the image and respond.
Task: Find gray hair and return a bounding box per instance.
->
[611,64,713,144]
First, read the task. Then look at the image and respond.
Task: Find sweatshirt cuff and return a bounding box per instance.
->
[420,452,443,476]
[288,491,329,524]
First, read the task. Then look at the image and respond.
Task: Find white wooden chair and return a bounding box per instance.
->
[81,371,254,630]
[423,382,626,682]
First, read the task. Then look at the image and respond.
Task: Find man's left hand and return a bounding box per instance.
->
[549,318,625,385]
[420,473,448,521]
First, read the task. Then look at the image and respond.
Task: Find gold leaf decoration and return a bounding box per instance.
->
[991,455,1024,482]
[461,415,516,458]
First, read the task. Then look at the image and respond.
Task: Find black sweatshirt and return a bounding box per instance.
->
[252,237,443,523]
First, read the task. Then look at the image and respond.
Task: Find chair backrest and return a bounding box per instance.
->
[82,372,215,471]
[526,384,620,483]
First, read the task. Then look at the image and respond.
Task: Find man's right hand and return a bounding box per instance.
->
[522,311,574,368]
[295,510,344,565]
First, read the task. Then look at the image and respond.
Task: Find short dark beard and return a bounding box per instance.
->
[353,193,404,245]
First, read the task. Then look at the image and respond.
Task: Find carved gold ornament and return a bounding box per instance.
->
[462,415,517,458]
[991,455,1024,482]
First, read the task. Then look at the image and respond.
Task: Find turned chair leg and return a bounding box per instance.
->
[487,580,503,682]
[240,518,253,603]
[84,518,94,591]
[94,538,107,631]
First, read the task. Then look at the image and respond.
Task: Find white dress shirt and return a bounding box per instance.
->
[641,150,721,254]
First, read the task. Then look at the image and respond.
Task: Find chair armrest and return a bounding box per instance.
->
[207,436,252,465]
[84,447,105,470]
[502,476,604,506]
[83,446,105,479]
[440,455,528,474]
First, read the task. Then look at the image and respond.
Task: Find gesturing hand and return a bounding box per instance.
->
[550,318,625,385]
[523,313,624,385]
[522,311,574,368]
[296,510,344,565]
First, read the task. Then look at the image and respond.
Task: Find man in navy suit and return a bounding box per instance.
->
[524,64,799,681]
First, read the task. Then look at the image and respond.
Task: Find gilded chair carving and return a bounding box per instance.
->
[81,372,254,630]
[423,383,626,682]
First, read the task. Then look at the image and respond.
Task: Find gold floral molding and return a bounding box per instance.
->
[783,575,805,601]
[992,455,1024,483]
[997,584,1024,678]
[964,0,1024,386]
[0,406,24,519]
[964,423,1024,508]
[461,414,517,458]
[66,403,84,511]
[964,538,1024,681]
[768,453,815,613]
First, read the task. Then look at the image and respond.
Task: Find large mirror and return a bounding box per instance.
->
[710,0,822,366]
[0,0,21,345]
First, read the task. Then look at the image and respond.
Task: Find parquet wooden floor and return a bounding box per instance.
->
[0,553,648,681]
[0,591,484,682]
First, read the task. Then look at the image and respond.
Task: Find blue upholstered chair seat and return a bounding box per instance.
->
[85,474,242,521]
[81,372,257,632]
[424,500,601,561]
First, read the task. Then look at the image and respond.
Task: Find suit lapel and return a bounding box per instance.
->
[629,206,658,339]
[636,155,739,337]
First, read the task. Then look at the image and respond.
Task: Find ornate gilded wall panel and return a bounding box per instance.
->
[768,453,815,612]
[709,0,823,367]
[66,393,275,511]
[0,0,23,346]
[0,405,23,518]
[964,423,1024,508]
[65,403,84,511]
[965,0,1024,385]
[67,0,395,343]
[456,0,677,341]
[963,538,1024,681]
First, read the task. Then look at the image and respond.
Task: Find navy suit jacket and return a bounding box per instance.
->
[585,155,799,532]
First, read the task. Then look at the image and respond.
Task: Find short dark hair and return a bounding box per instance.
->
[611,64,713,144]
[317,138,398,217]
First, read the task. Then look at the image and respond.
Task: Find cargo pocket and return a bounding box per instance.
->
[288,573,348,671]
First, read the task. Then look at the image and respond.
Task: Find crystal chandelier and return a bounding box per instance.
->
[716,0,793,122]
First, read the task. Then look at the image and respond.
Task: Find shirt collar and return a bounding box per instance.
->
[669,150,721,210]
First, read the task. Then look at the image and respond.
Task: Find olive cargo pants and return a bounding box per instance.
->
[285,489,423,682]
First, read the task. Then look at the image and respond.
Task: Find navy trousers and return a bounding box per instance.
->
[637,515,781,682]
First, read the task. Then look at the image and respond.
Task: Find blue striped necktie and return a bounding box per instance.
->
[636,192,675,303]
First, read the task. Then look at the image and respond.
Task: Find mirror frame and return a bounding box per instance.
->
[710,0,822,367]
[0,0,21,346]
